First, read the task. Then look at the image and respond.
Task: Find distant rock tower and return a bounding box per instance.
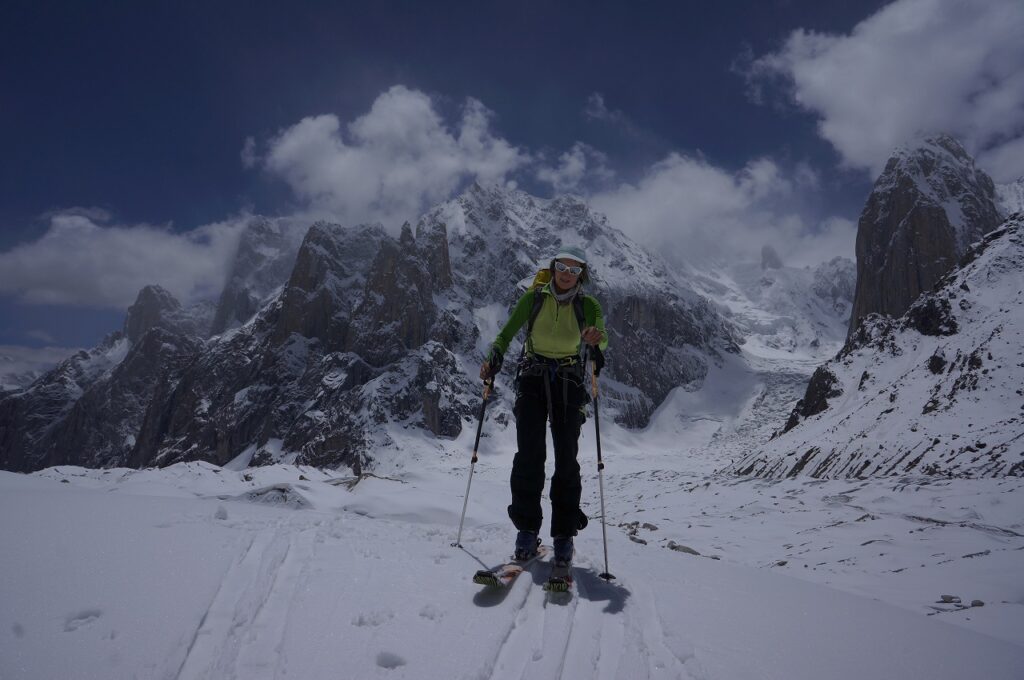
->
[761,245,783,270]
[848,134,1002,337]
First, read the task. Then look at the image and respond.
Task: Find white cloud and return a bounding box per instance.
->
[0,212,247,308]
[38,206,113,223]
[584,93,625,124]
[25,329,56,344]
[240,136,258,169]
[0,344,79,389]
[589,153,853,267]
[536,142,615,194]
[744,0,1024,181]
[261,85,529,229]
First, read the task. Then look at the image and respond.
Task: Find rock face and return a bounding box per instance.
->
[125,285,213,342]
[849,135,1002,337]
[211,216,305,335]
[0,286,210,472]
[128,218,473,472]
[730,215,1024,479]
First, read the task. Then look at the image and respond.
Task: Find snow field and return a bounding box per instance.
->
[3,460,1023,680]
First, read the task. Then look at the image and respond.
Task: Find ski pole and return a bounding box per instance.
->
[452,377,494,548]
[587,346,615,581]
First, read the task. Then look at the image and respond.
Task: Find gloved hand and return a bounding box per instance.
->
[479,347,503,381]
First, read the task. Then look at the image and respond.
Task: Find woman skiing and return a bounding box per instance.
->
[479,245,608,569]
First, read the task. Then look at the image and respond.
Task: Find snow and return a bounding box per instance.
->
[995,178,1024,216]
[730,218,1024,479]
[3,448,1022,679]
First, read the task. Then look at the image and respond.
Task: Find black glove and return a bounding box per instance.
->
[591,347,605,376]
[485,347,504,379]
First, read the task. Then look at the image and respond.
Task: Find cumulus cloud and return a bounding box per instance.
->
[261,85,529,229]
[0,212,247,308]
[536,142,615,194]
[743,0,1024,181]
[589,153,854,268]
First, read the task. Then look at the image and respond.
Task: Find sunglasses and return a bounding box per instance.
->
[554,261,584,275]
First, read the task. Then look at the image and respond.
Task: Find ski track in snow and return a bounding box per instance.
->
[3,463,1023,680]
[175,523,299,680]
[481,554,703,680]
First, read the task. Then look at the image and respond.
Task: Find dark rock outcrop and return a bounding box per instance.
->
[761,245,783,270]
[848,135,1002,338]
[781,366,842,434]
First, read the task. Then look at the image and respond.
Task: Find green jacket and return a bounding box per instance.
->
[492,284,609,360]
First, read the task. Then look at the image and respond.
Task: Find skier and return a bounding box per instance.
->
[479,245,608,571]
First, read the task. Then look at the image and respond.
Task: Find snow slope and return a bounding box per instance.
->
[729,216,1024,479]
[3,452,1022,680]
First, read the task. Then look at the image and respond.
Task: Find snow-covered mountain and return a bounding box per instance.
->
[420,183,740,428]
[210,216,306,335]
[849,134,1002,336]
[0,346,78,393]
[0,184,743,472]
[0,285,211,472]
[693,256,855,360]
[729,215,1024,479]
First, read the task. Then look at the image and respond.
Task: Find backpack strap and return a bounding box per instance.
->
[525,289,545,356]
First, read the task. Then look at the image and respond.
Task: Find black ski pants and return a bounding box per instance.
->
[508,367,588,538]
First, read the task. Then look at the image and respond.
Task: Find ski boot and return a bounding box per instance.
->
[514,530,541,561]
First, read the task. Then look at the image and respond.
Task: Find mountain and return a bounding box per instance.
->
[0,286,211,472]
[728,215,1024,479]
[693,256,856,359]
[129,219,479,471]
[0,346,77,393]
[419,183,740,428]
[210,216,305,335]
[848,134,1003,337]
[0,184,743,473]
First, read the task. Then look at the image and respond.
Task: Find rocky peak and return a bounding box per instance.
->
[345,226,438,366]
[123,286,183,344]
[761,245,783,270]
[848,134,1002,338]
[272,222,387,348]
[415,220,453,289]
[211,216,303,335]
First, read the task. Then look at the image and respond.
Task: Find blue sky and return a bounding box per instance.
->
[2,0,1022,351]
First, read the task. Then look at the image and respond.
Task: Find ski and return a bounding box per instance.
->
[542,562,573,593]
[473,545,549,588]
